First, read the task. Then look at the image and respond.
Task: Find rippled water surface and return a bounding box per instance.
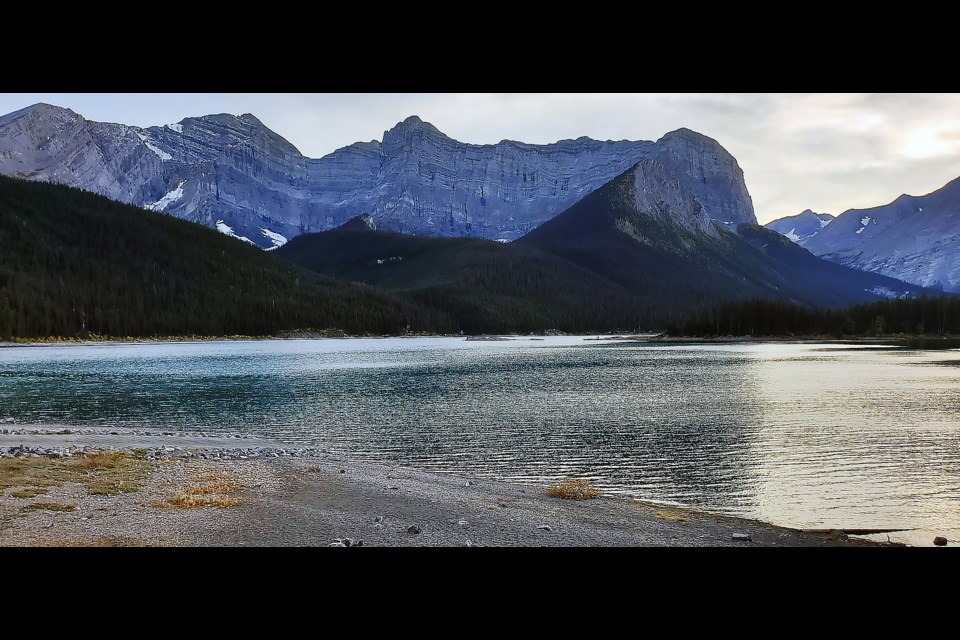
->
[2,337,958,546]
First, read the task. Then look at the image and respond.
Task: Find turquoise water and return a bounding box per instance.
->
[1,336,958,546]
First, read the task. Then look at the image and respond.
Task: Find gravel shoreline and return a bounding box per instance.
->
[0,425,890,547]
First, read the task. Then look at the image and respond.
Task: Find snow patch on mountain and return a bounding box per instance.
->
[260,228,288,251]
[135,133,172,161]
[216,220,256,245]
[145,181,185,212]
[865,286,902,299]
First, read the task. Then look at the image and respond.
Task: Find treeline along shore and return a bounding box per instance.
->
[665,296,960,341]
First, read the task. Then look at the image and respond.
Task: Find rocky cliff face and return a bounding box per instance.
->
[630,128,756,233]
[0,103,757,248]
[795,178,960,292]
[517,146,923,312]
[0,104,170,205]
[765,209,835,245]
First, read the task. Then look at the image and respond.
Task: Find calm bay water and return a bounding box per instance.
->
[1,336,958,546]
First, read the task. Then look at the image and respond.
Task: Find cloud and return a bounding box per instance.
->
[1,92,959,223]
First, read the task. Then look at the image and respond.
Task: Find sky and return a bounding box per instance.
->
[2,92,959,224]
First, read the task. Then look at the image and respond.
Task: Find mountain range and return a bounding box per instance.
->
[765,179,960,292]
[1,103,753,248]
[0,102,943,339]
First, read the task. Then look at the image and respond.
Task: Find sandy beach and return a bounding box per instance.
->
[0,426,890,547]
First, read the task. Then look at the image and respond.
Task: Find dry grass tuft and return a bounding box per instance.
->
[10,488,48,498]
[21,502,76,513]
[0,451,152,498]
[655,509,689,522]
[156,470,243,509]
[632,501,693,522]
[307,466,323,473]
[157,493,240,509]
[72,451,126,471]
[546,479,602,501]
[187,480,240,495]
[83,452,152,496]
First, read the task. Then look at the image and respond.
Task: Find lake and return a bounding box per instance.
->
[1,336,957,546]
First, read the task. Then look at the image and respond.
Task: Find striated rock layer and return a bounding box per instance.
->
[0,103,757,248]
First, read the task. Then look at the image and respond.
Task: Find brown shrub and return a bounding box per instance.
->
[546,479,601,501]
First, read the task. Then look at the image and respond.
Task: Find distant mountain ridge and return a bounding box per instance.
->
[768,177,960,292]
[0,103,756,248]
[765,209,835,244]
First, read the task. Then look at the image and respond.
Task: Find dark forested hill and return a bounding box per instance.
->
[278,217,655,333]
[0,176,451,339]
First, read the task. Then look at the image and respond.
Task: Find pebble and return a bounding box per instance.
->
[537,525,552,532]
[934,536,948,546]
[328,542,346,547]
[339,469,346,474]
[464,540,472,547]
[407,525,422,535]
[457,519,469,527]
[343,538,354,547]
[374,516,383,524]
[732,533,752,542]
